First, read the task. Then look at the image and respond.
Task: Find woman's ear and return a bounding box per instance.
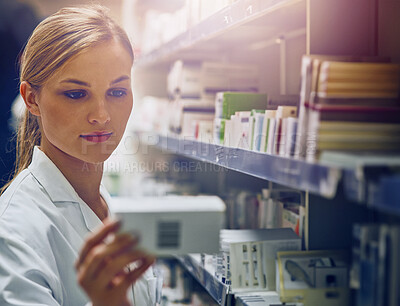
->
[20,81,41,116]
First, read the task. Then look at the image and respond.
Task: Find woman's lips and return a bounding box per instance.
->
[80,132,113,143]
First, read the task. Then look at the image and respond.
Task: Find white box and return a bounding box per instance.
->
[229,228,301,291]
[109,196,226,256]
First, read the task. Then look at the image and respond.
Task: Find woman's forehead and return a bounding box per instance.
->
[46,41,133,85]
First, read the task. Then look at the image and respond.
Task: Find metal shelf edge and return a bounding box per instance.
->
[152,134,341,198]
[176,255,229,305]
[135,0,305,68]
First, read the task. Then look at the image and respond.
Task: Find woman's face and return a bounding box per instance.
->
[36,40,133,164]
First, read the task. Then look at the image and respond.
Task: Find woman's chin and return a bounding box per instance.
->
[80,153,112,165]
[77,144,118,164]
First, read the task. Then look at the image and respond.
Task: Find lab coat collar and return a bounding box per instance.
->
[28,146,110,232]
[28,147,81,203]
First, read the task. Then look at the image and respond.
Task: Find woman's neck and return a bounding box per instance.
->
[39,143,109,221]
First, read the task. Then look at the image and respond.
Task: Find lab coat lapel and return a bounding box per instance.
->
[28,146,111,233]
[28,146,81,203]
[76,184,112,232]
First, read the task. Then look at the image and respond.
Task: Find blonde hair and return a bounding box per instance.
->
[1,5,134,194]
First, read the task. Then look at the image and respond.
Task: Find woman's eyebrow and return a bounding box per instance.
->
[59,75,130,87]
[110,75,130,85]
[60,79,91,87]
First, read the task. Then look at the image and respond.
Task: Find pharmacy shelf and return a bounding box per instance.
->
[135,0,306,69]
[317,152,400,216]
[177,255,229,305]
[234,291,282,306]
[342,168,400,217]
[176,254,284,305]
[143,133,341,198]
[139,132,400,211]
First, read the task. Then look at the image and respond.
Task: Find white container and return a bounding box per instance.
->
[110,196,226,256]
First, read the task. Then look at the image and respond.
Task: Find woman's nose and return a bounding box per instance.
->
[88,99,111,125]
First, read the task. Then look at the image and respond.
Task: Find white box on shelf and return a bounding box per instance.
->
[229,228,301,291]
[169,98,215,136]
[167,60,202,98]
[109,196,226,256]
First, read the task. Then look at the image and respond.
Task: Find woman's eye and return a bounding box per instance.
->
[108,89,127,97]
[64,91,87,99]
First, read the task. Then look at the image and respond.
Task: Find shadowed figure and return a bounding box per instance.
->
[0,0,39,186]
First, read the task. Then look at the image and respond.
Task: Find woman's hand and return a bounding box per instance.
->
[75,218,155,306]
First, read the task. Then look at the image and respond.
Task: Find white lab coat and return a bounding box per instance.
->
[0,147,158,305]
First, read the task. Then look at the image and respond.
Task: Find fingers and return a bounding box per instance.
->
[75,218,156,304]
[95,249,150,289]
[79,233,139,281]
[75,218,121,269]
[119,255,156,292]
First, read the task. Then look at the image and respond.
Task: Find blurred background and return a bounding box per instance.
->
[2,1,400,306]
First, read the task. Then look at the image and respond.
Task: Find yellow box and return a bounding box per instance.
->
[277,250,350,306]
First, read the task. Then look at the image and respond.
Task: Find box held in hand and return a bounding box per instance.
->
[109,195,226,256]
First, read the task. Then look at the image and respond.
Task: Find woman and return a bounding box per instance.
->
[0,5,157,306]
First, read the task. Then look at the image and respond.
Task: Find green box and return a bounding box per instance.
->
[215,92,268,119]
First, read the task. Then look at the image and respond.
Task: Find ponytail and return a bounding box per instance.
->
[16,110,41,175]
